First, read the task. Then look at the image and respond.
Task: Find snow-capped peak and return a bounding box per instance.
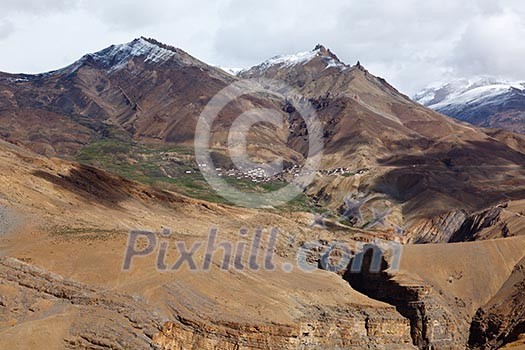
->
[245,44,347,73]
[260,50,318,68]
[54,37,180,75]
[414,77,525,108]
[91,37,178,71]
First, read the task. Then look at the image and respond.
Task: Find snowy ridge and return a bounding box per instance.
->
[259,50,319,68]
[414,77,525,109]
[92,37,177,72]
[414,76,525,132]
[54,37,178,75]
[243,45,347,73]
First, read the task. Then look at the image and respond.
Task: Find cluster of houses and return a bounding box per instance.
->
[219,166,277,183]
[318,167,354,176]
[184,163,369,184]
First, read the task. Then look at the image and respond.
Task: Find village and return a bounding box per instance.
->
[186,163,368,184]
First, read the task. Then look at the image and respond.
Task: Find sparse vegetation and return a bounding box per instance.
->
[75,138,316,211]
[49,225,125,241]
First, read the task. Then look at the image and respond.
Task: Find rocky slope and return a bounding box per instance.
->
[345,237,525,349]
[449,200,525,242]
[0,139,524,349]
[0,139,420,349]
[1,257,416,350]
[469,256,525,349]
[0,37,294,163]
[0,257,161,349]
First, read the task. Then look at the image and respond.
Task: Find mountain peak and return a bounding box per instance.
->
[136,37,181,54]
[414,76,525,133]
[414,77,525,108]
[242,45,347,74]
[94,37,178,68]
[353,61,367,72]
[52,37,181,76]
[313,44,340,62]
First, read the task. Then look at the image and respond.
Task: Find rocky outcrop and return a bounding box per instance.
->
[154,310,414,350]
[468,257,525,349]
[343,246,466,349]
[0,257,162,349]
[448,201,525,242]
[449,206,505,242]
[410,201,525,244]
[0,257,415,350]
[409,210,467,243]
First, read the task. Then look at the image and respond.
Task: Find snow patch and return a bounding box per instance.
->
[3,77,30,83]
[95,38,177,72]
[53,38,178,75]
[248,47,347,72]
[260,50,319,68]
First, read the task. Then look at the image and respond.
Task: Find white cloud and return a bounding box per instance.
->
[0,0,523,94]
[452,11,525,80]
[0,20,14,40]
[1,0,80,15]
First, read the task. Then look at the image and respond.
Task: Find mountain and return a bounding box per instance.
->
[0,37,294,159]
[0,137,417,349]
[0,37,237,155]
[414,77,525,133]
[1,39,525,243]
[241,46,525,242]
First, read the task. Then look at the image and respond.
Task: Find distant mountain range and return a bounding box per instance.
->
[414,77,525,133]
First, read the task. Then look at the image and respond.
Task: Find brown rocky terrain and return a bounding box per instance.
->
[0,130,524,349]
[0,38,296,166]
[469,256,525,349]
[0,138,418,349]
[0,37,233,155]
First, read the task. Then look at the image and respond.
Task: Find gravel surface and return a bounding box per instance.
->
[0,205,21,235]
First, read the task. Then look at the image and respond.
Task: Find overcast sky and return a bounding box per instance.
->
[0,0,524,95]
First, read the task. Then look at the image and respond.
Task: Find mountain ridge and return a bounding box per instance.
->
[414,77,525,134]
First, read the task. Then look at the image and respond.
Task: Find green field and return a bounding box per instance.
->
[75,138,315,211]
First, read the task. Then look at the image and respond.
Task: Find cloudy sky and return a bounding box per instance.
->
[0,0,524,95]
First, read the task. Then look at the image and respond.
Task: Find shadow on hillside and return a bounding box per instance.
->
[371,140,525,215]
[32,164,138,209]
